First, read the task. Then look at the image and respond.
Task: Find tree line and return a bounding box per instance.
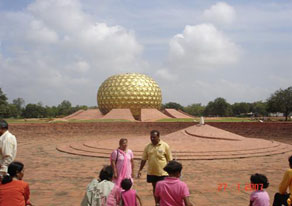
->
[162,86,292,121]
[0,88,88,119]
[162,99,267,117]
[0,86,291,120]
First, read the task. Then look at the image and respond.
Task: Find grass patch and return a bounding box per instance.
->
[5,118,132,124]
[156,118,197,122]
[157,117,257,122]
[204,117,256,122]
[5,118,52,124]
[66,119,132,123]
[4,117,267,123]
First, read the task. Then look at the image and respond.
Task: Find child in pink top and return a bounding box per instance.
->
[249,173,270,206]
[155,160,193,206]
[120,178,142,206]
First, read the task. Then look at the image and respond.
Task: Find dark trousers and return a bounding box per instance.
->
[273,193,290,206]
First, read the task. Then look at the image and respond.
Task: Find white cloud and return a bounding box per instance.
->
[76,61,89,73]
[0,0,144,105]
[26,20,59,44]
[202,2,236,25]
[168,24,240,70]
[190,79,270,103]
[155,69,177,81]
[1,0,291,107]
[268,75,292,89]
[160,78,270,105]
[27,0,90,32]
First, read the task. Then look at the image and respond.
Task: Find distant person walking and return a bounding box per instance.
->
[137,130,172,205]
[0,120,17,177]
[110,138,134,186]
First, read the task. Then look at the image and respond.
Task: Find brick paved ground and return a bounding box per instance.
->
[10,122,292,206]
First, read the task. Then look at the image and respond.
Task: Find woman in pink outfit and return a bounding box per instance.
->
[110,138,134,187]
[120,178,142,206]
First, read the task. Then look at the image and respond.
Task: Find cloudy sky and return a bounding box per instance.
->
[0,0,291,106]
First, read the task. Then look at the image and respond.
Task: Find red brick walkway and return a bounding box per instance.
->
[57,125,291,160]
[10,123,292,206]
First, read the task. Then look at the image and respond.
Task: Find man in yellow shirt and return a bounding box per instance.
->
[273,155,292,206]
[137,130,172,205]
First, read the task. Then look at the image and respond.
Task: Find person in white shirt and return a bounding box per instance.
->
[0,120,17,176]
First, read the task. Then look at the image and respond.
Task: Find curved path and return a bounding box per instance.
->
[57,124,292,160]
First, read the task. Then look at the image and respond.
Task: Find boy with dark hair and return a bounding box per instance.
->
[155,160,193,206]
[99,165,114,181]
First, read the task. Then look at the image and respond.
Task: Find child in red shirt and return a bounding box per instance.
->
[0,161,31,206]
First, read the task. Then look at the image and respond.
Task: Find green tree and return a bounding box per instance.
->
[184,103,205,116]
[267,87,292,121]
[232,102,251,116]
[45,106,58,118]
[73,105,88,113]
[0,88,9,118]
[0,104,9,118]
[251,101,267,117]
[12,98,25,109]
[0,88,8,105]
[57,100,73,116]
[22,103,46,118]
[7,104,19,118]
[204,97,232,117]
[162,102,184,111]
[12,98,25,117]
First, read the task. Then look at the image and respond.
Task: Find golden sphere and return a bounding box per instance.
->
[97,73,162,119]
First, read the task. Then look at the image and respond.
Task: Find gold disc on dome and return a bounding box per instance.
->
[97,73,162,119]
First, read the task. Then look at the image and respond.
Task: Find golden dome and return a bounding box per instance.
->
[97,73,162,119]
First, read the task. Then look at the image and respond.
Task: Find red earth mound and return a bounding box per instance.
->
[140,109,172,121]
[164,108,194,118]
[101,109,136,121]
[65,109,103,120]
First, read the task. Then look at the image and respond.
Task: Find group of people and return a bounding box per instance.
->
[0,119,32,205]
[81,130,192,206]
[81,129,292,206]
[0,119,291,206]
